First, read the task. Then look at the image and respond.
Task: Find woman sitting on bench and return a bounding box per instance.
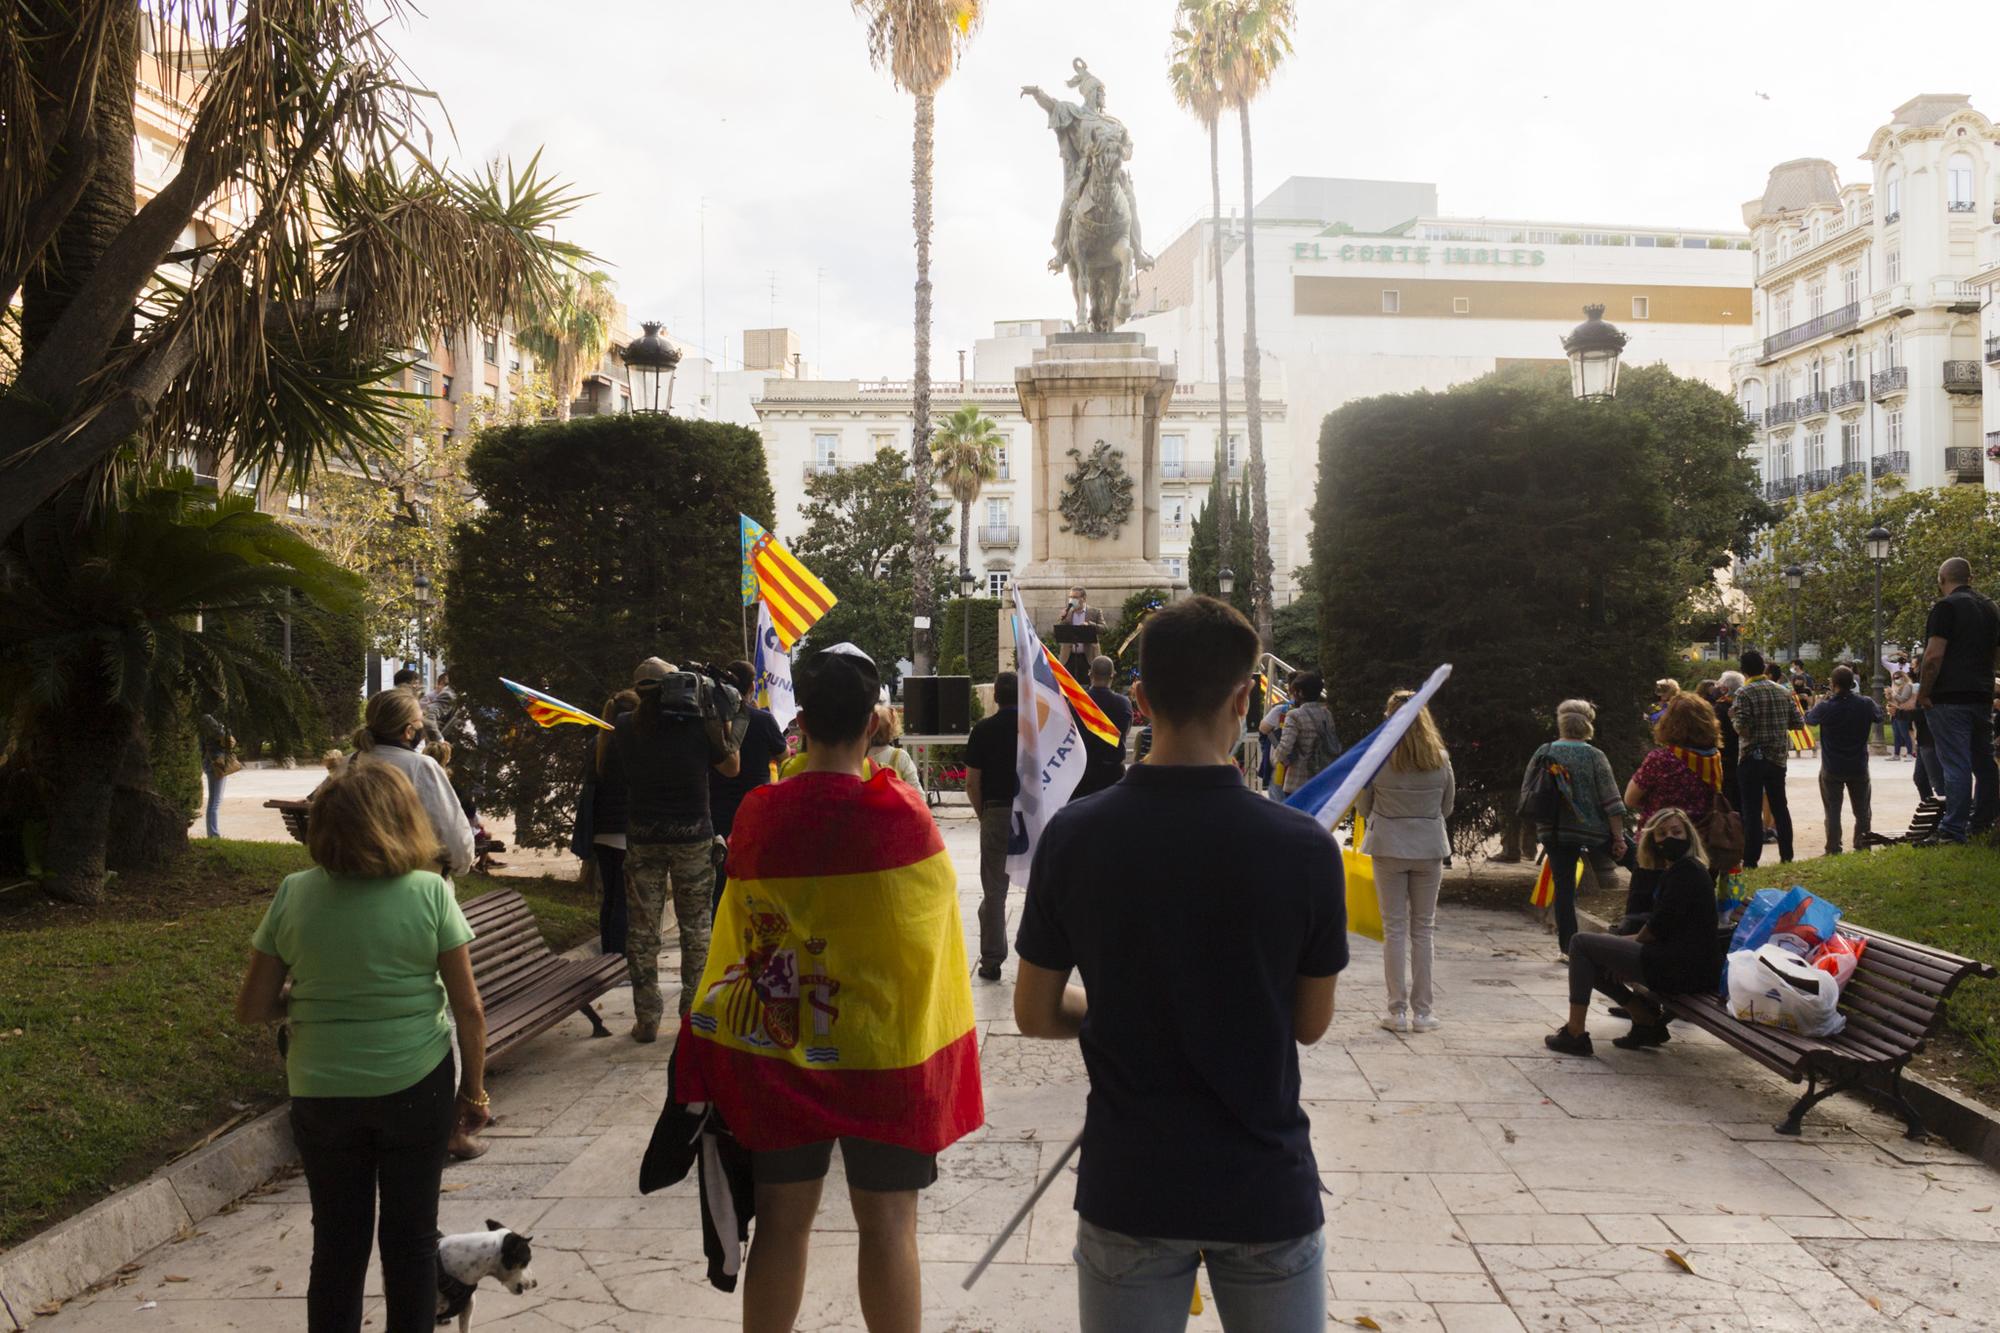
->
[1545,808,1719,1056]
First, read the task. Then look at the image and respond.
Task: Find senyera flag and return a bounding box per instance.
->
[500,677,613,731]
[1285,663,1453,831]
[741,514,836,649]
[1036,643,1119,745]
[673,770,983,1153]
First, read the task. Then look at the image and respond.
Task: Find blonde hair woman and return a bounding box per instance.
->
[1544,808,1719,1057]
[1355,690,1455,1032]
[235,762,488,1333]
[867,702,922,787]
[350,689,474,880]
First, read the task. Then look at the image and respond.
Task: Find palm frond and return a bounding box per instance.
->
[848,0,983,96]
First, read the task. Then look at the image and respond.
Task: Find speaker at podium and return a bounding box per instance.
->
[902,676,971,735]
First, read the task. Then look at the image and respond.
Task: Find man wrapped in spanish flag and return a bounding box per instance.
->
[673,642,982,1328]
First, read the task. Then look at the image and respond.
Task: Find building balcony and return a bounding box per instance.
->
[1764,401,1799,426]
[1800,468,1831,493]
[1871,366,1909,399]
[1765,477,1798,501]
[1944,360,1983,394]
[1796,391,1831,420]
[1987,336,2000,365]
[1946,447,1986,482]
[1948,200,1979,214]
[977,524,1020,549]
[1160,520,1190,544]
[1830,460,1867,483]
[1944,280,1983,314]
[1828,380,1868,412]
[804,460,847,479]
[1761,301,1860,360]
[1872,451,1910,479]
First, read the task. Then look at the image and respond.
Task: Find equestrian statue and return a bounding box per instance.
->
[1022,59,1154,334]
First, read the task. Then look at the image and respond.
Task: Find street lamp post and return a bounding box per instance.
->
[620,321,683,414]
[959,567,978,674]
[1218,567,1236,600]
[1783,563,1804,665]
[412,570,432,689]
[1561,304,1629,402]
[1865,524,1893,745]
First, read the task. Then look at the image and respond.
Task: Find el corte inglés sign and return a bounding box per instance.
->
[1292,241,1547,267]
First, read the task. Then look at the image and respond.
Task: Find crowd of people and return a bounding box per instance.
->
[214,557,1999,1333]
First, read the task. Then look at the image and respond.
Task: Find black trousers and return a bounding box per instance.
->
[595,843,628,955]
[1568,932,1646,1010]
[289,1054,455,1333]
[1739,756,1792,866]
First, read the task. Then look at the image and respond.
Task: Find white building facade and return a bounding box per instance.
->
[751,320,1287,600]
[1132,178,1754,584]
[1964,199,2000,477]
[1732,96,2000,503]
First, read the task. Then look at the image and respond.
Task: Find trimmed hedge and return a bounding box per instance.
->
[938,597,1002,682]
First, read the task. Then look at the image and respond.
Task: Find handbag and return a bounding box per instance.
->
[1698,786,1745,870]
[1342,816,1384,942]
[214,747,244,779]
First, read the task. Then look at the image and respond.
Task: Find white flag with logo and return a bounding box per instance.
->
[1006,587,1087,884]
[753,603,799,733]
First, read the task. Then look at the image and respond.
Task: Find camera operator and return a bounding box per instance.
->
[598,657,740,1042]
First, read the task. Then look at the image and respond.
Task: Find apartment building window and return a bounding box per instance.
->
[993,441,1010,480]
[1226,434,1241,471]
[1804,428,1826,472]
[481,329,498,364]
[870,430,897,459]
[1165,496,1185,525]
[1809,359,1824,395]
[985,499,1008,529]
[1886,248,1902,284]
[1381,289,1400,314]
[414,370,433,398]
[813,432,839,468]
[1840,421,1862,464]
[1807,277,1826,319]
[1630,295,1650,320]
[1882,328,1899,368]
[1452,296,1470,314]
[442,374,453,399]
[1843,344,1859,385]
[1886,408,1904,451]
[1884,168,1902,221]
[1163,557,1185,581]
[1161,433,1185,476]
[1842,265,1860,307]
[1774,291,1793,329]
[986,571,1010,597]
[1947,154,1976,212]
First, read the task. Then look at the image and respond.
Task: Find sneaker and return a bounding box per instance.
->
[1612,1022,1672,1050]
[1379,1012,1409,1033]
[1543,1025,1594,1056]
[1410,1013,1441,1033]
[976,962,1002,982]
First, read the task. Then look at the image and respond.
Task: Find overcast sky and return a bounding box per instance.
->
[391,0,1991,380]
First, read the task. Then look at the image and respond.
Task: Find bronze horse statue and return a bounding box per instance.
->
[1065,138,1134,333]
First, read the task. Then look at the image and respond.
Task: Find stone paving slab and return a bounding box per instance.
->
[37,810,1999,1330]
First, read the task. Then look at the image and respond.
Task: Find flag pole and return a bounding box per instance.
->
[961,1130,1081,1290]
[741,599,751,661]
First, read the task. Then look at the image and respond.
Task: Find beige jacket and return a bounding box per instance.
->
[1355,761,1456,861]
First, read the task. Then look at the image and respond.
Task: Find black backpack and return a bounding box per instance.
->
[1517,748,1569,825]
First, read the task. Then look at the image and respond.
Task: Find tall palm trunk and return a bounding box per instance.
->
[908,92,939,675]
[1237,101,1273,647]
[1208,119,1233,564]
[43,694,137,905]
[959,497,973,593]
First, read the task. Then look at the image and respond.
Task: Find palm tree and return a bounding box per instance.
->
[847,0,983,675]
[931,402,1003,591]
[517,268,620,421]
[0,2,586,538]
[0,476,362,903]
[1214,0,1297,646]
[1168,3,1234,563]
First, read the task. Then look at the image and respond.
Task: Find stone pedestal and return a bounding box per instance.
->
[1007,333,1181,656]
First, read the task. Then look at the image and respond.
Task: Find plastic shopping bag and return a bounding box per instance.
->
[1728,887,1842,960]
[1343,817,1384,942]
[1810,933,1866,988]
[1725,944,1847,1037]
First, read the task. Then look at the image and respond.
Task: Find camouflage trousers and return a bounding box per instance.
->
[625,839,715,1023]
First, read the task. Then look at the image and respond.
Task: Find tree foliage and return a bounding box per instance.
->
[1187,480,1255,620]
[441,413,775,848]
[516,268,619,422]
[1741,478,2000,661]
[939,596,1002,682]
[1311,371,1750,845]
[794,447,953,679]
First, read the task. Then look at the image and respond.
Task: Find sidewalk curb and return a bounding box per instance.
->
[1575,905,2000,1171]
[0,1106,295,1322]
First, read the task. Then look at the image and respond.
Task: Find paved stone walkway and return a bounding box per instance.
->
[46,811,2000,1331]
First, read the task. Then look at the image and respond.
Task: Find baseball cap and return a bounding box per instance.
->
[632,657,677,684]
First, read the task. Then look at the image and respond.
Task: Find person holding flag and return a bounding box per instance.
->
[674,642,981,1332]
[1012,596,1346,1331]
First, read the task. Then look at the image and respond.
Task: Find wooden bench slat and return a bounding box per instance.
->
[454,888,623,1067]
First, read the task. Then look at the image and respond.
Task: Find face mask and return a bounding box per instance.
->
[1657,837,1691,861]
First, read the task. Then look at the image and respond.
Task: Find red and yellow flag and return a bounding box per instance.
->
[674,770,983,1153]
[1531,857,1556,910]
[1038,643,1120,746]
[743,516,836,649]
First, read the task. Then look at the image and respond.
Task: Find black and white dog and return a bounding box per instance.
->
[436,1220,536,1330]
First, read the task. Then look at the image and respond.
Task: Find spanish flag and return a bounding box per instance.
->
[1038,643,1120,746]
[499,677,613,731]
[674,770,983,1153]
[741,514,836,649]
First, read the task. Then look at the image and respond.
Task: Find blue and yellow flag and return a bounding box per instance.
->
[739,515,764,607]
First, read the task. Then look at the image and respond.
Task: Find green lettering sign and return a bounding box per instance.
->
[1298,242,1548,267]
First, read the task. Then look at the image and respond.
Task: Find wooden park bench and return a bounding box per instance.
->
[264,796,507,860]
[1857,795,1945,849]
[462,888,624,1061]
[1650,923,1996,1138]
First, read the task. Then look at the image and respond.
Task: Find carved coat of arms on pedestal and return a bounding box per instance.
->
[1058,439,1134,538]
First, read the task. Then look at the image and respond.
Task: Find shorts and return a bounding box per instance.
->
[750,1137,939,1192]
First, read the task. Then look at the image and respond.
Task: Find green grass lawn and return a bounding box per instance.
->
[0,840,599,1249]
[1734,843,2000,1098]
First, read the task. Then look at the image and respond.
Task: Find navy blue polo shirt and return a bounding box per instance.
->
[1015,764,1347,1243]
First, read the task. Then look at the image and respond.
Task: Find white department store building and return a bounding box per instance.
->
[751,319,1287,599]
[1731,95,2000,502]
[1130,177,1754,582]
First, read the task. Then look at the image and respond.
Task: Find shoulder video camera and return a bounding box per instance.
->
[658,662,741,732]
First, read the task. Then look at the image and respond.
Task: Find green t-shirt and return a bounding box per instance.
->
[250,867,475,1098]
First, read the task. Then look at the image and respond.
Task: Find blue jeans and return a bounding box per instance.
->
[1738,754,1792,866]
[1926,704,1998,841]
[203,760,225,838]
[1891,716,1912,757]
[1075,1218,1325,1333]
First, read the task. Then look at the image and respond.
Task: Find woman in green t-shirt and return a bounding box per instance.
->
[235,762,488,1333]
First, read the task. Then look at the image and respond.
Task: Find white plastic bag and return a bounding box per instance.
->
[1725,944,1846,1037]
